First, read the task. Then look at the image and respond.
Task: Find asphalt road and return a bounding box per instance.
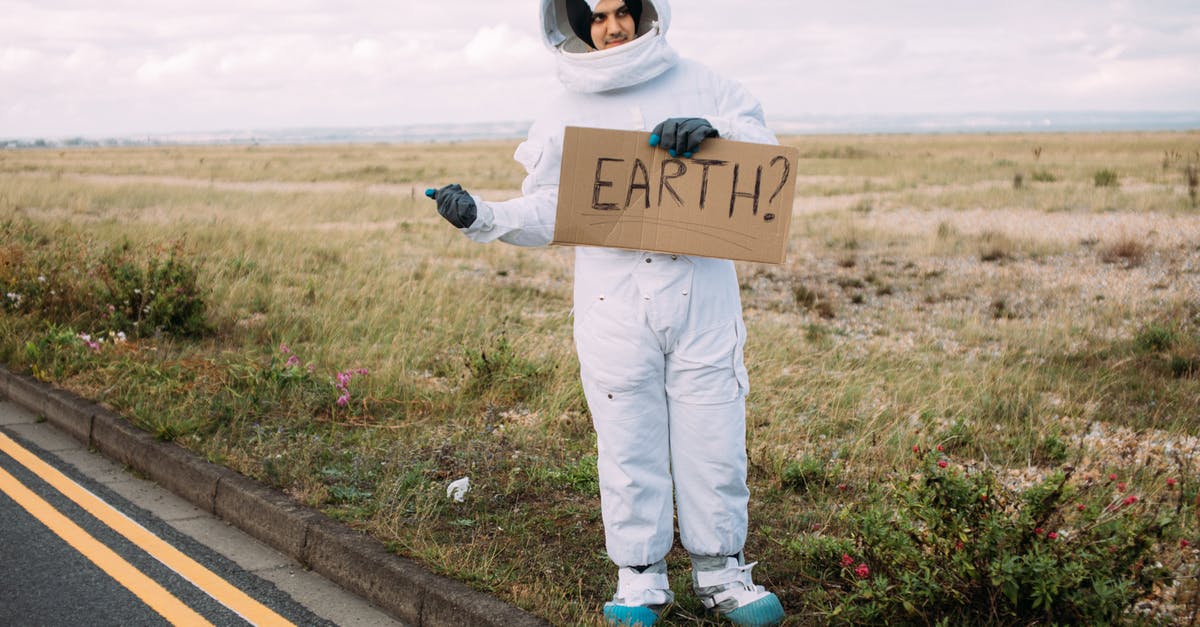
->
[0,399,405,627]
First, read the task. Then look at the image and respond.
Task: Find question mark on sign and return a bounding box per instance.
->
[767,155,790,204]
[764,155,791,222]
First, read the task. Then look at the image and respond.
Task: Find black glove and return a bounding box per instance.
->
[425,184,477,229]
[649,118,718,158]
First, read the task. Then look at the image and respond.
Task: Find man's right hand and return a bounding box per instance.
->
[426,184,478,229]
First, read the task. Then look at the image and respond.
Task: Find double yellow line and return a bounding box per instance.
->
[0,431,294,626]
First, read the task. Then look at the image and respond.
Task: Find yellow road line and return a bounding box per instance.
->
[0,431,295,626]
[0,464,214,626]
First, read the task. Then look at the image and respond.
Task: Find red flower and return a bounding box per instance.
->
[1048,532,1059,540]
[979,493,988,502]
[1077,503,1086,511]
[1181,539,1191,549]
[937,460,948,468]
[1035,527,1045,535]
[1167,478,1177,488]
[912,445,921,454]
[1117,482,1127,492]
[1123,495,1139,506]
[840,553,855,568]
[1108,473,1118,481]
[855,563,870,579]
[936,444,944,452]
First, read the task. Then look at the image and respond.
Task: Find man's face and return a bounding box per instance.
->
[590,0,636,50]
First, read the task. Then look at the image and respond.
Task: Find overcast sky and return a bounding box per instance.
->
[2,1,1198,138]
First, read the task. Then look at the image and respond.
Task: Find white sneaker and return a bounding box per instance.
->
[692,554,785,626]
[603,561,674,626]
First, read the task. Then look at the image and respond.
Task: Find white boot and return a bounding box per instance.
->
[691,553,784,626]
[603,561,674,626]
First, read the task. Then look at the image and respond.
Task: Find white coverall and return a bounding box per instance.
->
[458,0,778,568]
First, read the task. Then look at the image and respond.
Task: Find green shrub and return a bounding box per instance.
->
[782,455,833,492]
[1035,434,1069,465]
[21,325,97,381]
[1031,170,1058,183]
[1170,354,1198,379]
[0,220,209,338]
[1134,324,1176,353]
[807,451,1182,624]
[96,243,209,338]
[544,455,599,495]
[1094,169,1120,188]
[464,335,547,403]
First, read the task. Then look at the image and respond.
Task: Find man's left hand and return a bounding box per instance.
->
[649,118,718,158]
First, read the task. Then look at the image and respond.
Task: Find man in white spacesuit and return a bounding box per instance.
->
[428,1,785,625]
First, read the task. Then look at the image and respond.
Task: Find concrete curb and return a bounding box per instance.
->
[0,367,550,627]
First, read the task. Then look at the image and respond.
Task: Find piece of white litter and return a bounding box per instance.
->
[447,477,469,502]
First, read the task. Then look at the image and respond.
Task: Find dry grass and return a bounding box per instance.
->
[2,130,1199,625]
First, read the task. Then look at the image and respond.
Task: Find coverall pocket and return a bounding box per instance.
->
[574,301,661,399]
[666,318,749,404]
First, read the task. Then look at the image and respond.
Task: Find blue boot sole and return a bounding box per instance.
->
[603,602,659,626]
[722,592,785,626]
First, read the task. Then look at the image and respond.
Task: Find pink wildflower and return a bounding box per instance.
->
[937,460,948,468]
[854,563,870,579]
[1182,539,1191,549]
[280,343,290,354]
[1117,482,1126,492]
[840,553,855,568]
[1167,478,1177,488]
[285,355,300,368]
[1108,473,1118,481]
[1077,503,1086,511]
[1048,532,1059,540]
[336,394,349,407]
[1123,495,1138,506]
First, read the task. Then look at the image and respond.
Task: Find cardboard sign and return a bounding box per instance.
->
[553,126,797,264]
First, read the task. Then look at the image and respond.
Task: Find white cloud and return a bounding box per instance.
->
[2,0,1198,137]
[0,46,38,70]
[464,24,543,71]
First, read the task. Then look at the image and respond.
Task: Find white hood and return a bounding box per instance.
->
[539,0,678,93]
[540,0,671,51]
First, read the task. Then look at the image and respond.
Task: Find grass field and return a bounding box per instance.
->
[2,132,1199,625]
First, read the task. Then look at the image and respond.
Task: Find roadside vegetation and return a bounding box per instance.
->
[2,132,1199,625]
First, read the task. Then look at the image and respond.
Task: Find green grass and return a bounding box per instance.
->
[2,132,1199,625]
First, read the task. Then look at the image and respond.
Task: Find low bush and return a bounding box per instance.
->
[1094,169,1120,188]
[1,220,208,338]
[803,449,1189,625]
